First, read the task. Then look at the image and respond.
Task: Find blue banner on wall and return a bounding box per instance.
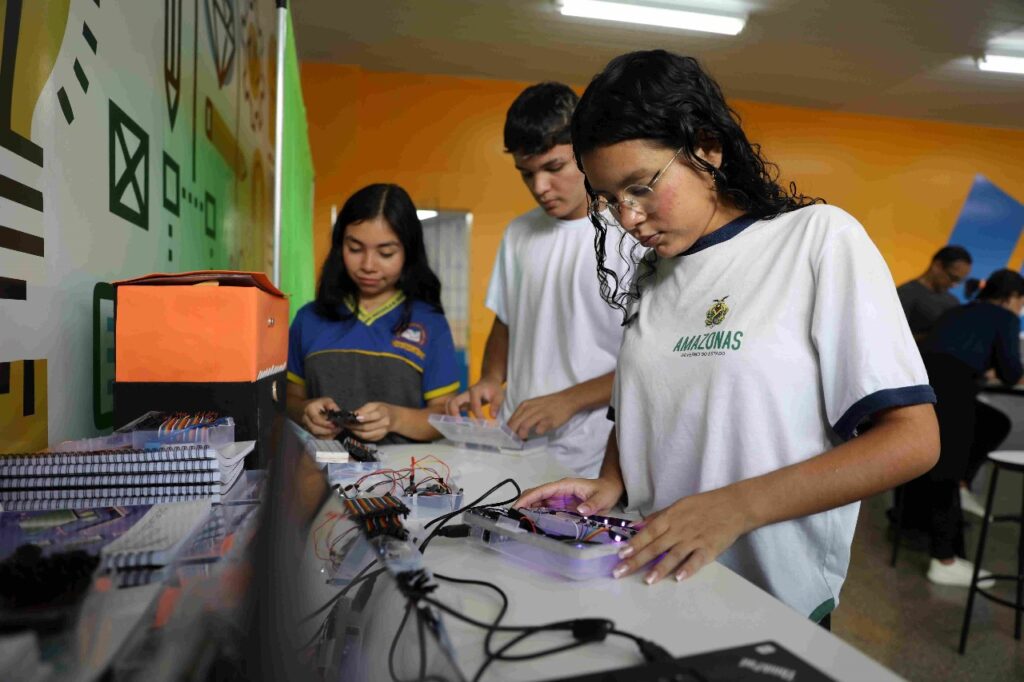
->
[947,175,1024,300]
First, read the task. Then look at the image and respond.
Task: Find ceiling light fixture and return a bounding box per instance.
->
[977,54,1024,75]
[559,0,745,36]
[416,210,439,220]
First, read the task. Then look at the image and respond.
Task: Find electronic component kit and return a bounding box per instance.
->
[327,455,464,519]
[463,506,639,580]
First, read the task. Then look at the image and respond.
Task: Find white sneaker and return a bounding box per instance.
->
[927,557,995,588]
[959,487,987,518]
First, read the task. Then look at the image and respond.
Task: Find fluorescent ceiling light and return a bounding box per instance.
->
[416,210,438,220]
[977,54,1024,75]
[559,0,745,36]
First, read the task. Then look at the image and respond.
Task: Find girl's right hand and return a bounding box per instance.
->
[302,397,343,438]
[514,476,625,516]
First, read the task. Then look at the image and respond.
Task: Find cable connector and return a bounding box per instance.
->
[636,637,673,662]
[435,524,471,538]
[571,618,613,643]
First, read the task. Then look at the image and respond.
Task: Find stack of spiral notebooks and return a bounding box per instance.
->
[0,441,254,512]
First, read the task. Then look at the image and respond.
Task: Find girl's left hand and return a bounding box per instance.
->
[349,402,394,442]
[614,487,753,585]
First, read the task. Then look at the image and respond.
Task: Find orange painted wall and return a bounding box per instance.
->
[301,63,1024,382]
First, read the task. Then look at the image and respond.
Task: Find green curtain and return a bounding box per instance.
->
[279,9,315,321]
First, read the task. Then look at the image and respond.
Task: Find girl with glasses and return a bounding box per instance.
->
[517,50,940,626]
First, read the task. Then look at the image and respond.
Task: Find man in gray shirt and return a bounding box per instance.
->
[897,245,972,342]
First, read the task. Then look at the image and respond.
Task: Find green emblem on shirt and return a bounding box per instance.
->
[705,296,730,327]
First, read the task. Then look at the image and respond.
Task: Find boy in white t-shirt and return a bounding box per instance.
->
[517,51,941,625]
[447,83,628,477]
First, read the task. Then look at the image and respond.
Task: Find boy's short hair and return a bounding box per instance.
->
[503,82,578,156]
[932,245,972,266]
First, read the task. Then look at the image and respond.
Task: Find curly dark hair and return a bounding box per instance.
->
[315,183,443,332]
[571,50,824,323]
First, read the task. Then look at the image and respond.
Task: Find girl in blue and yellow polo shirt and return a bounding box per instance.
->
[286,184,460,444]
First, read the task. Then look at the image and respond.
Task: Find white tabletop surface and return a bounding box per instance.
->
[375,442,903,682]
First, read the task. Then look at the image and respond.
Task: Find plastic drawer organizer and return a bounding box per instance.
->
[53,411,235,452]
[463,507,638,581]
[428,414,547,453]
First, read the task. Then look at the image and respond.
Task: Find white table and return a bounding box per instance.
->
[374,442,903,682]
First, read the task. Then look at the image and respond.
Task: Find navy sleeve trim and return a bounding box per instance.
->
[606,405,616,422]
[832,384,936,441]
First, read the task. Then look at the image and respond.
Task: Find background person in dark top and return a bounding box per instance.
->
[897,245,972,342]
[906,268,1024,586]
[956,277,1015,517]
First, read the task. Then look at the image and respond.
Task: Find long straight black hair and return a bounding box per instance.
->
[572,50,823,322]
[315,183,443,332]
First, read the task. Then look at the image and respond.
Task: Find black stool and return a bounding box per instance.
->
[958,450,1024,654]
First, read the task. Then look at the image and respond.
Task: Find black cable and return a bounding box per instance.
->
[418,478,521,555]
[424,594,672,680]
[474,629,591,681]
[424,596,581,682]
[416,605,427,682]
[388,601,415,682]
[424,596,577,634]
[296,561,386,654]
[299,560,383,623]
[434,573,509,664]
[297,618,329,653]
[609,629,674,662]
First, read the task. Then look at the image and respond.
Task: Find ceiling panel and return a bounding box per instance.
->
[294,0,1024,129]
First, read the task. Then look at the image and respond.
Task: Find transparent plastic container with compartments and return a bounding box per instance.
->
[427,414,547,453]
[52,411,235,452]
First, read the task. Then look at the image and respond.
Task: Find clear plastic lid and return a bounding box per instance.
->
[427,414,547,452]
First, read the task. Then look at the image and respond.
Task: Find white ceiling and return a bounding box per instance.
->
[293,0,1024,130]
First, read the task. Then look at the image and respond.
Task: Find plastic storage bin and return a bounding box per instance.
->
[462,508,630,581]
[52,411,235,452]
[428,414,547,453]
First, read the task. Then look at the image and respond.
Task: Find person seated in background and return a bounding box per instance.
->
[897,245,972,342]
[446,82,630,477]
[956,277,1014,517]
[896,247,1006,517]
[286,183,461,444]
[905,268,1024,586]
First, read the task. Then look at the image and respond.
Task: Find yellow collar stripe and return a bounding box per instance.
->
[344,292,407,326]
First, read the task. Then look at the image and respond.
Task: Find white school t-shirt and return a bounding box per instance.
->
[486,208,630,476]
[612,204,934,619]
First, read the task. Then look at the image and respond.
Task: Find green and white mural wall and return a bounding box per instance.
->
[1,0,281,451]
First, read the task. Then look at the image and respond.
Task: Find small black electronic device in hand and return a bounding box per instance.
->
[322,408,361,427]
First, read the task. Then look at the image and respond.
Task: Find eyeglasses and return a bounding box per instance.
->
[589,147,684,221]
[944,267,965,285]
